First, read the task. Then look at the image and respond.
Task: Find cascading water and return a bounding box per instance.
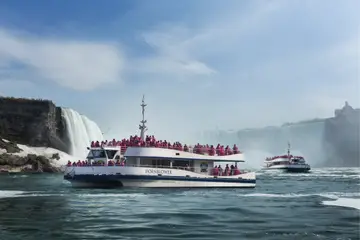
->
[61,108,104,158]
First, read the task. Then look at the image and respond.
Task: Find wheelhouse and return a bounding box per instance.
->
[290,157,306,165]
[86,147,122,164]
[265,158,290,167]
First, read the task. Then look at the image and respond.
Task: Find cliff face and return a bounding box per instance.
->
[323,102,360,167]
[0,97,69,153]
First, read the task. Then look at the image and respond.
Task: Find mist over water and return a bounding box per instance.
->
[202,120,329,168]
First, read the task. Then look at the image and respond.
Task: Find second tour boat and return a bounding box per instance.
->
[263,143,311,173]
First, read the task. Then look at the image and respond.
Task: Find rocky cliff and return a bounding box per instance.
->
[0,97,69,153]
[323,102,360,167]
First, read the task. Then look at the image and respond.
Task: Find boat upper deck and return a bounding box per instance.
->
[90,135,242,159]
[124,146,244,162]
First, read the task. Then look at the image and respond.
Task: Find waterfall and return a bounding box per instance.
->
[61,108,104,158]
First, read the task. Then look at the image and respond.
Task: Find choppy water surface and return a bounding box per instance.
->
[0,168,359,240]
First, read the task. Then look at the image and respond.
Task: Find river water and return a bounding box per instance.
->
[0,168,359,240]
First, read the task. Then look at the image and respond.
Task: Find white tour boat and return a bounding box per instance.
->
[64,96,256,188]
[263,143,311,173]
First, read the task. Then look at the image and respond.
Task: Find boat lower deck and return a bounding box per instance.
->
[65,174,256,188]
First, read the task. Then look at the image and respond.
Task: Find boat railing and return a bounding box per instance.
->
[125,164,210,172]
[92,145,242,156]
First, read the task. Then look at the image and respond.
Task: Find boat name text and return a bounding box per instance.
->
[145,169,172,175]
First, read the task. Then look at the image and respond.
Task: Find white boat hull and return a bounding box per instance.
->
[64,166,256,188]
[263,164,311,173]
[69,179,255,188]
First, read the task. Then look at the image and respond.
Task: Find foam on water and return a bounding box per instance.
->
[76,193,150,198]
[61,108,104,158]
[259,167,360,179]
[0,190,64,199]
[0,190,26,198]
[0,190,155,199]
[242,192,360,199]
[323,198,360,210]
[242,191,360,210]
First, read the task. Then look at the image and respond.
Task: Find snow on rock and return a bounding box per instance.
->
[1,139,79,168]
[15,144,79,167]
[0,148,6,154]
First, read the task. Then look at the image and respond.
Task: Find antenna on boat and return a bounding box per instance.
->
[287,141,291,158]
[139,94,147,141]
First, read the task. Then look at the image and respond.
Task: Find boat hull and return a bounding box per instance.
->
[65,176,256,188]
[63,166,256,188]
[263,164,311,173]
[284,166,311,173]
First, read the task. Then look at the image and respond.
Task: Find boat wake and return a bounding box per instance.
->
[257,167,360,179]
[242,192,360,199]
[0,190,160,199]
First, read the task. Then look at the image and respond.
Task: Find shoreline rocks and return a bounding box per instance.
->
[0,138,64,173]
[0,153,63,173]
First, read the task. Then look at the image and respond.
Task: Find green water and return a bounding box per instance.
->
[0,168,359,240]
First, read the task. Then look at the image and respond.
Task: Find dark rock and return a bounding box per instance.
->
[0,138,22,153]
[0,153,62,173]
[0,97,70,154]
[323,102,360,167]
[42,165,62,173]
[21,165,33,172]
[51,153,60,160]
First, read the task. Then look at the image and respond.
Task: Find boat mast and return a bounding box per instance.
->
[139,95,147,141]
[287,141,291,159]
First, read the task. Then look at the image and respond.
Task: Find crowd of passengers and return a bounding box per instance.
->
[90,135,241,156]
[265,155,304,160]
[67,161,241,176]
[213,164,241,176]
[67,160,125,167]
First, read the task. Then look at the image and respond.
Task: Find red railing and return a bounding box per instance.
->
[266,155,304,160]
[90,144,242,156]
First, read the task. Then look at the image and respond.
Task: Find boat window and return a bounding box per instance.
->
[173,160,192,168]
[106,150,118,159]
[86,151,93,159]
[151,159,170,168]
[90,150,106,158]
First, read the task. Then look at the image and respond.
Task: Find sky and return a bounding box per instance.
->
[0,0,359,141]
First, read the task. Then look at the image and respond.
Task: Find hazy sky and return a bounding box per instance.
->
[0,0,358,141]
